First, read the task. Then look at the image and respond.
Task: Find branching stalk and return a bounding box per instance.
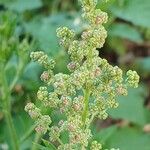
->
[1,69,19,150]
[82,88,91,126]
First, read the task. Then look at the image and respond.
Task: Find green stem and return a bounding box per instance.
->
[10,61,24,91]
[82,88,90,126]
[31,133,42,150]
[4,110,19,150]
[86,112,97,129]
[1,69,19,150]
[56,136,64,146]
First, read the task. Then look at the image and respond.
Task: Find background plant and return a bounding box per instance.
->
[0,11,33,149]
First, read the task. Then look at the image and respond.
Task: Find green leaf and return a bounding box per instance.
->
[93,126,118,144]
[5,0,42,12]
[136,57,150,73]
[22,62,42,90]
[109,85,148,126]
[109,23,143,43]
[24,13,84,56]
[110,0,150,27]
[106,127,150,150]
[13,111,33,139]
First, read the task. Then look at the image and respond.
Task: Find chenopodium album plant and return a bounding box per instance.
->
[25,0,139,149]
[0,11,31,150]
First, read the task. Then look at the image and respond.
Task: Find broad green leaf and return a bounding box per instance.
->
[109,23,143,43]
[13,111,33,138]
[136,57,150,73]
[106,127,150,150]
[22,62,42,90]
[110,0,150,27]
[24,13,85,56]
[109,85,148,126]
[93,125,118,145]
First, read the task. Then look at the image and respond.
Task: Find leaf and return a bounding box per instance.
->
[136,57,150,73]
[110,0,150,27]
[108,23,143,43]
[13,111,33,138]
[24,13,85,56]
[107,36,126,55]
[93,126,118,144]
[5,0,42,12]
[22,62,42,90]
[105,127,150,150]
[109,85,148,126]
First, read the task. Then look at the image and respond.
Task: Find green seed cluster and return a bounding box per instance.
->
[25,102,51,134]
[25,0,139,149]
[126,70,139,88]
[30,51,55,70]
[0,12,31,64]
[90,141,102,150]
[57,27,75,48]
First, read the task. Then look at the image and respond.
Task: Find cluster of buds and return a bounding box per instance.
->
[90,141,102,150]
[25,0,139,149]
[30,51,55,70]
[126,70,139,88]
[56,27,75,48]
[0,11,31,64]
[25,103,51,134]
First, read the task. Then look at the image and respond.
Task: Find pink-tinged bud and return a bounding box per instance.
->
[58,120,64,126]
[41,71,49,81]
[63,98,69,106]
[35,125,45,133]
[67,62,76,71]
[116,86,127,96]
[68,124,75,132]
[60,108,65,113]
[81,31,91,40]
[94,68,101,77]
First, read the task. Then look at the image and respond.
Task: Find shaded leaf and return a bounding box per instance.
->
[110,0,150,27]
[136,57,150,73]
[106,127,150,150]
[109,85,148,126]
[109,23,143,43]
[5,0,42,12]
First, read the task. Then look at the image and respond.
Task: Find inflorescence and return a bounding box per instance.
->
[25,0,139,149]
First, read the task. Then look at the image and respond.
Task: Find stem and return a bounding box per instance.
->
[82,88,90,126]
[1,69,19,150]
[31,133,42,150]
[10,61,24,91]
[4,110,19,150]
[86,112,97,129]
[47,128,64,147]
[56,136,64,146]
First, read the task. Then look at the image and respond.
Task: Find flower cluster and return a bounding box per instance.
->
[25,102,51,134]
[25,0,139,149]
[0,12,31,64]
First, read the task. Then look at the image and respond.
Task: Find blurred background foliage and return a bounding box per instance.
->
[0,0,150,150]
